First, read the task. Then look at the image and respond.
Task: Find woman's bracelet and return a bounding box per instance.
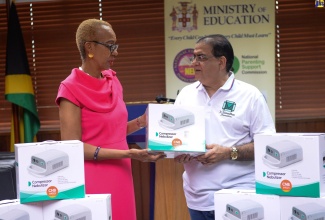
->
[94,146,101,160]
[136,116,144,129]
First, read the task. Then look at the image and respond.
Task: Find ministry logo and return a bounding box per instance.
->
[170,2,198,32]
[315,0,325,7]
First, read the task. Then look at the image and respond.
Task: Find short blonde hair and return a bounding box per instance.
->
[76,19,112,60]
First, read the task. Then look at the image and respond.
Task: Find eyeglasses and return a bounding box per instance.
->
[88,41,119,53]
[189,54,218,63]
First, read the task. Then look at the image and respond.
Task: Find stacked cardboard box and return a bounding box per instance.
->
[214,133,325,220]
[0,140,112,219]
[0,195,111,219]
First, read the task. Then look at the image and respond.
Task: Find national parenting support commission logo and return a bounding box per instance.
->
[173,48,241,83]
[173,48,195,83]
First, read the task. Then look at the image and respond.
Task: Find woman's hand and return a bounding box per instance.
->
[129,149,166,162]
[137,109,147,128]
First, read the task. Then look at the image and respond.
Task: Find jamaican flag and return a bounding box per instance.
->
[5,2,40,151]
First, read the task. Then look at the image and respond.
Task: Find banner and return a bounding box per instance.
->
[165,0,275,119]
[5,2,40,150]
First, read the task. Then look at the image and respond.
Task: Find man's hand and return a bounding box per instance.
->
[195,144,229,165]
[174,154,195,164]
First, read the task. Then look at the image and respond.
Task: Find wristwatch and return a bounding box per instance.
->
[230,147,238,160]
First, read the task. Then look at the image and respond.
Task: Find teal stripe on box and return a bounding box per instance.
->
[20,185,85,204]
[148,140,173,151]
[256,182,320,198]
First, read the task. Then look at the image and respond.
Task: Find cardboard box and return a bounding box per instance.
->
[42,194,112,220]
[0,199,43,219]
[15,140,85,203]
[254,133,325,197]
[146,103,206,158]
[215,190,325,220]
[280,196,325,220]
[214,189,281,220]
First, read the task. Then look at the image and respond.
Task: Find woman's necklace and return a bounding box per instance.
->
[79,67,103,79]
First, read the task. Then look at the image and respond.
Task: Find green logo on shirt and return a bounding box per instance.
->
[222,100,236,112]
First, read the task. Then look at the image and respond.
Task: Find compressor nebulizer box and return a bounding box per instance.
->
[0,209,30,220]
[146,104,206,158]
[15,140,85,204]
[42,194,111,220]
[54,204,92,220]
[289,203,325,220]
[222,199,264,220]
[255,133,325,198]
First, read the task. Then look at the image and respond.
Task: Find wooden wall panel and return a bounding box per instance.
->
[0,133,10,152]
[154,159,190,220]
[276,118,325,132]
[131,146,152,220]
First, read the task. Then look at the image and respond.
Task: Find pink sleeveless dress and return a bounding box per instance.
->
[56,68,136,220]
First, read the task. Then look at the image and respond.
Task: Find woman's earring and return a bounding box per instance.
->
[88,53,94,58]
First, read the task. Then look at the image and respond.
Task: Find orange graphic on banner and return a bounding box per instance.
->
[172,138,182,147]
[47,186,59,198]
[280,179,292,192]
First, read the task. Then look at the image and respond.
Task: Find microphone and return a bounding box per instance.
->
[155,95,175,104]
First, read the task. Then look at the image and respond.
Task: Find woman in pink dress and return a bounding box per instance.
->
[56,19,165,220]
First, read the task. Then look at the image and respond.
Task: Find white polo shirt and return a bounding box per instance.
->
[174,73,275,211]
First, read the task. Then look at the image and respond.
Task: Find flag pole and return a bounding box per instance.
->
[6,0,21,145]
[12,106,21,144]
[6,0,10,21]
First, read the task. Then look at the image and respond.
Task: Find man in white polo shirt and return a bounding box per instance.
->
[174,34,275,220]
